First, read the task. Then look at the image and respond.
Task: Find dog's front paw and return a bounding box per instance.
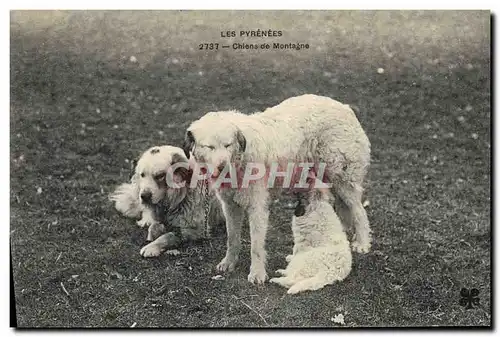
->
[275,269,287,276]
[136,218,158,228]
[216,256,238,273]
[147,223,166,241]
[269,277,287,288]
[140,243,164,257]
[248,266,268,284]
[270,276,294,288]
[351,240,371,254]
[287,285,305,295]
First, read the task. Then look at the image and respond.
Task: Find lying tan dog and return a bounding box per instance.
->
[110,145,224,257]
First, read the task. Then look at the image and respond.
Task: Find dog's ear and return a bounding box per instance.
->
[165,153,190,212]
[183,131,195,159]
[235,129,246,152]
[129,158,139,180]
[171,153,192,184]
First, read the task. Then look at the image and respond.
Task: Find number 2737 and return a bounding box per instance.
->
[199,43,219,50]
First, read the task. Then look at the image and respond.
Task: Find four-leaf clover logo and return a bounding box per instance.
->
[459,288,480,309]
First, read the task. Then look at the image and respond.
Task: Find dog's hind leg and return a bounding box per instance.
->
[336,182,371,253]
[140,232,180,257]
[334,197,353,232]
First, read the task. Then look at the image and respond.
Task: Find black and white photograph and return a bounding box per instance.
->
[9,9,491,328]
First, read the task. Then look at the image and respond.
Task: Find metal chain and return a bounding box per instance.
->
[202,179,211,238]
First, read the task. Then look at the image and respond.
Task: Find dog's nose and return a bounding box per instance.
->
[217,163,226,173]
[140,191,152,203]
[211,163,227,178]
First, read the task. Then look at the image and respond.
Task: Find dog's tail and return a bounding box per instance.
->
[109,183,142,218]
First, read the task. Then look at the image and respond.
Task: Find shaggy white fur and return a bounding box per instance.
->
[270,189,352,294]
[111,181,143,219]
[184,94,370,284]
[110,145,186,228]
[109,145,224,257]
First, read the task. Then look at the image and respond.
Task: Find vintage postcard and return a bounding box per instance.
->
[10,10,491,328]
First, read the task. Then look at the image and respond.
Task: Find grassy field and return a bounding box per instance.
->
[10,10,491,327]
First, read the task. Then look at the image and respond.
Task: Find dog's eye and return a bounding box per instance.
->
[154,172,166,181]
[140,172,145,178]
[202,145,215,150]
[224,143,232,148]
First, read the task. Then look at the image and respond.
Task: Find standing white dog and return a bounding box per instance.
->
[184,94,370,284]
[270,188,352,294]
